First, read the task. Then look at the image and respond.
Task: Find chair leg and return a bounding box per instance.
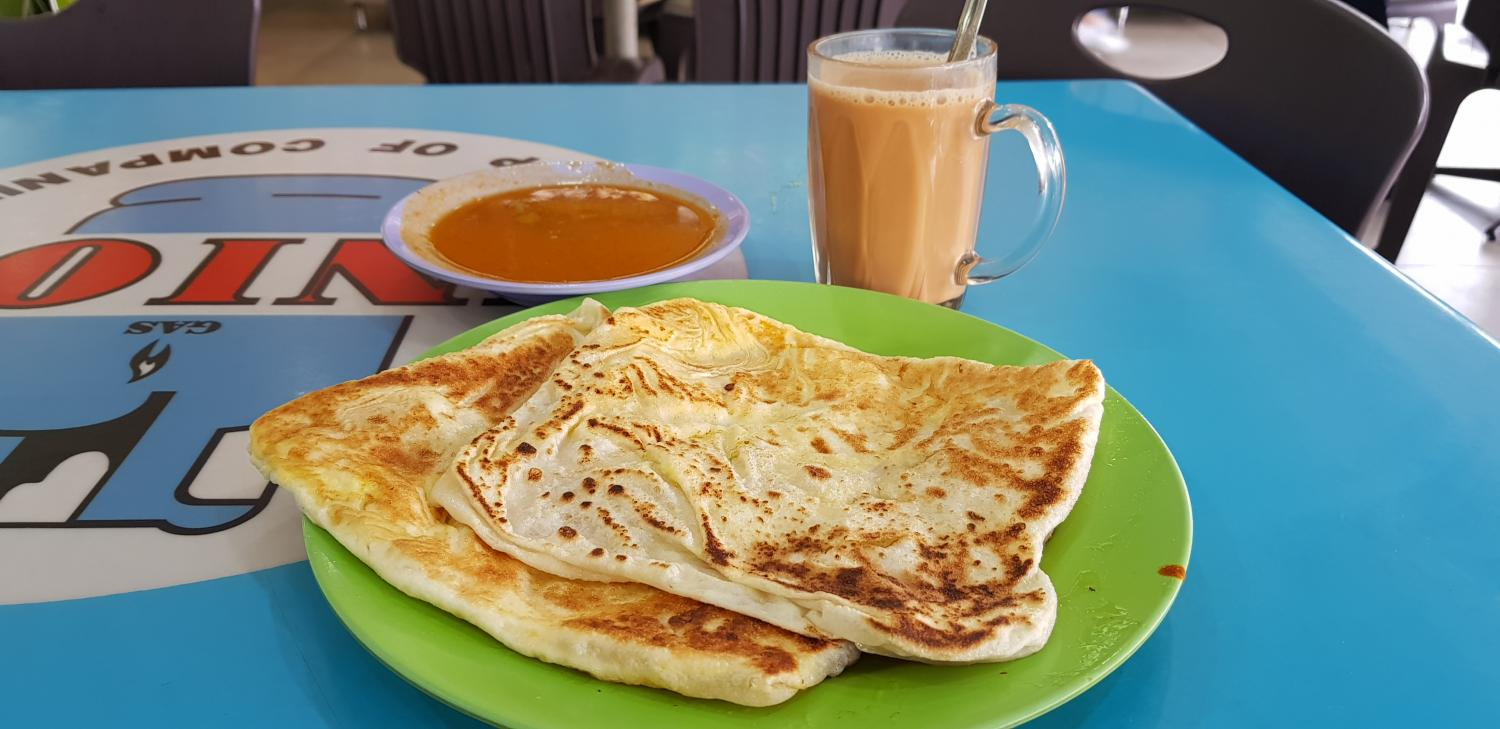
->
[1376,55,1485,262]
[1433,167,1500,183]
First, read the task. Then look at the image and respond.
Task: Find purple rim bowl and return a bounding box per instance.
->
[380,162,751,305]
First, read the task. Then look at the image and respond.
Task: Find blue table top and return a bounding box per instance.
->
[1,81,1496,727]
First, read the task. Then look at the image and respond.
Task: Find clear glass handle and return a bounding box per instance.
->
[959,101,1067,284]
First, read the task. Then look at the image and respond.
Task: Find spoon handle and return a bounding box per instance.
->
[947,0,992,62]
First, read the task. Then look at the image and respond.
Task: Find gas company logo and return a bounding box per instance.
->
[0,129,594,603]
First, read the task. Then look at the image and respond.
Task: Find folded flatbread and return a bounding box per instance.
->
[431,299,1105,664]
[249,300,858,706]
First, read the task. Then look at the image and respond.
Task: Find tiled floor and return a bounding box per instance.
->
[255,2,1500,338]
[1395,170,1500,335]
[1378,16,1500,337]
[255,0,422,86]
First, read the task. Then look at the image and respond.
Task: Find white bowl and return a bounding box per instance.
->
[381,160,751,305]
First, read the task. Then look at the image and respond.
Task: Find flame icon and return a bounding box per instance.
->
[128,340,172,382]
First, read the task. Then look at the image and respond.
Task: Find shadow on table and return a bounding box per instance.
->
[259,562,487,727]
[1027,617,1178,728]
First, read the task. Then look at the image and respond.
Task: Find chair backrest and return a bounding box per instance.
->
[1461,0,1499,72]
[1386,0,1458,25]
[693,0,908,82]
[0,0,259,90]
[389,0,597,83]
[898,0,1428,235]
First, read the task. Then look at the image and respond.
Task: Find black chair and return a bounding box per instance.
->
[389,0,598,83]
[899,0,1428,238]
[1388,0,1459,26]
[1380,0,1499,257]
[689,0,909,82]
[389,0,665,83]
[0,0,259,89]
[1347,0,1391,25]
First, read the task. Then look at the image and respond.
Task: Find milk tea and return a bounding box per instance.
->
[808,50,993,305]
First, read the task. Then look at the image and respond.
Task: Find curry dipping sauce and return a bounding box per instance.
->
[427,183,719,282]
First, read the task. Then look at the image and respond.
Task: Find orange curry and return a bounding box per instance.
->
[428,183,717,283]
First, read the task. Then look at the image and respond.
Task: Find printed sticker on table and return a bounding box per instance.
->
[0,130,592,603]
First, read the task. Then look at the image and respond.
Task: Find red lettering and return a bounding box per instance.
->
[0,239,159,309]
[168,146,222,162]
[122,154,163,169]
[283,139,324,152]
[273,239,465,305]
[68,162,110,177]
[12,172,68,191]
[146,238,299,305]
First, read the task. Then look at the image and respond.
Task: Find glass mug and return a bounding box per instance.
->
[807,29,1065,307]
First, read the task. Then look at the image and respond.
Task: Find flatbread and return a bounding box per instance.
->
[431,298,1105,663]
[249,300,858,707]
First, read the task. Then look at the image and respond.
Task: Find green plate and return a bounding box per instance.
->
[304,280,1192,729]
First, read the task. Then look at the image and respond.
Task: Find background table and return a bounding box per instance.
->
[1,82,1496,726]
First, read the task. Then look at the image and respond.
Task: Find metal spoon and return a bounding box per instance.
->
[946,0,992,62]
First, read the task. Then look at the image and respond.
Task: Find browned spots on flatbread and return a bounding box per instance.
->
[587,417,646,450]
[558,526,577,539]
[316,330,568,425]
[730,506,1050,650]
[527,468,543,481]
[429,305,1100,661]
[608,484,625,496]
[1005,555,1034,582]
[622,354,728,408]
[517,442,536,455]
[634,422,664,443]
[534,399,584,438]
[596,507,630,541]
[626,363,657,397]
[702,515,735,566]
[368,443,442,484]
[831,428,871,453]
[589,547,605,557]
[563,600,842,676]
[873,615,995,650]
[634,500,680,535]
[248,313,858,689]
[247,324,579,532]
[582,476,597,494]
[560,491,575,502]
